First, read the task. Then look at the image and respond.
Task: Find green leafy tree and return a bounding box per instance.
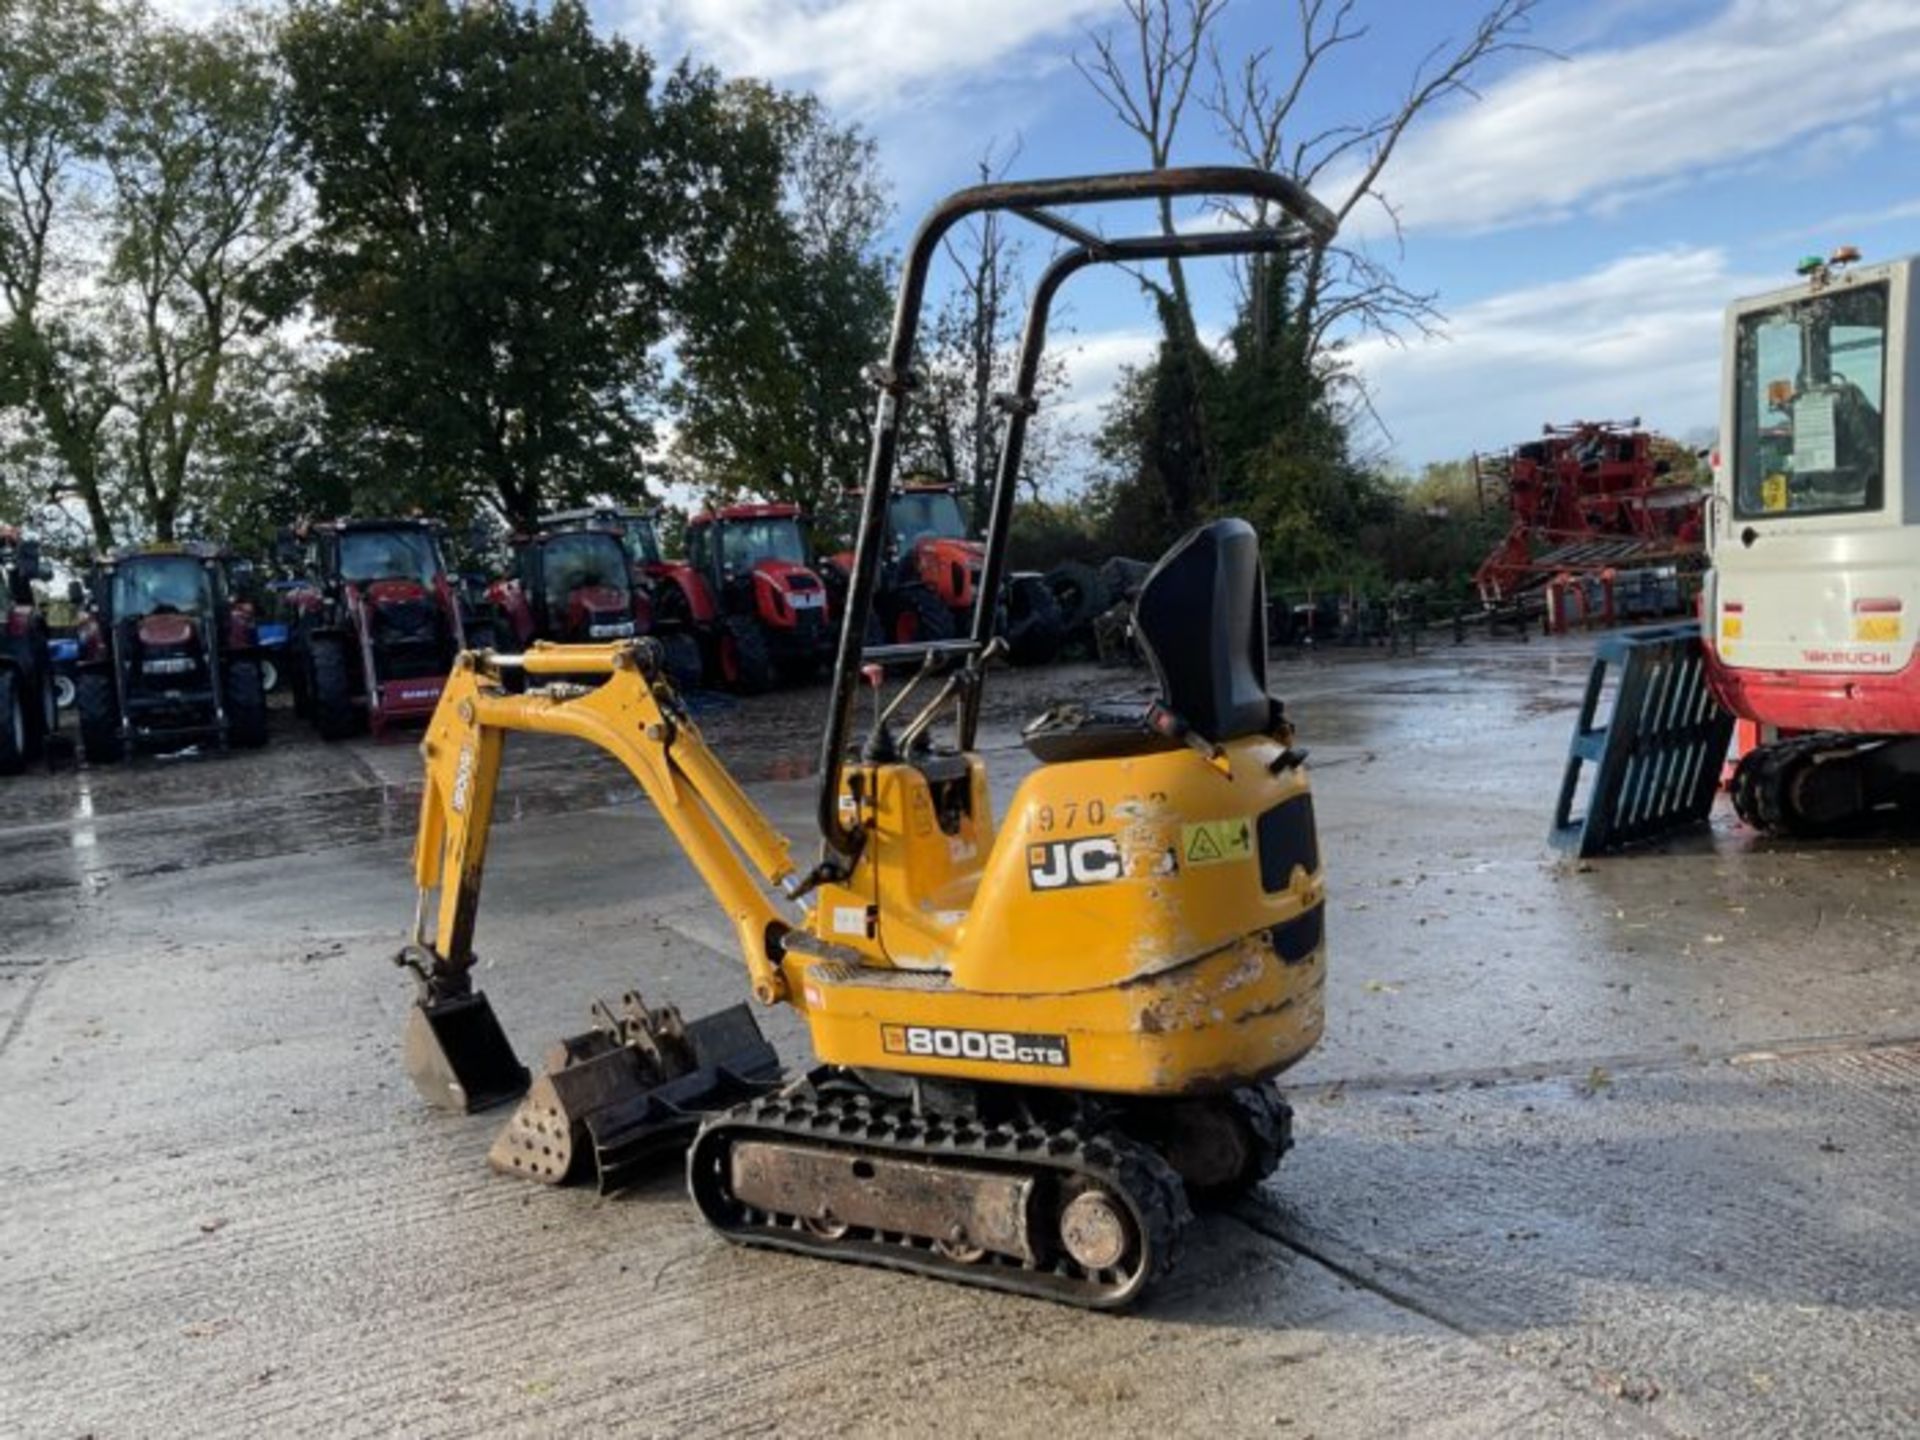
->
[668,83,891,515]
[281,0,714,530]
[0,0,301,547]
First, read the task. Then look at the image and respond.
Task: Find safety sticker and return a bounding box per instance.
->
[1854,616,1902,643]
[1181,818,1253,867]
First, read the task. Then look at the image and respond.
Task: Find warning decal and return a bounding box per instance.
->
[1182,818,1253,867]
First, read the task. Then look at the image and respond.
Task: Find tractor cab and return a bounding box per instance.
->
[500,527,638,645]
[541,506,665,580]
[1703,249,1915,732]
[682,503,833,687]
[282,517,484,740]
[73,543,268,760]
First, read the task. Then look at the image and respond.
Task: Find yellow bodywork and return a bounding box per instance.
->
[411,642,1325,1101]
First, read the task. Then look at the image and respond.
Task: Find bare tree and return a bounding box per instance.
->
[1075,0,1232,507]
[904,142,1074,522]
[1205,0,1547,362]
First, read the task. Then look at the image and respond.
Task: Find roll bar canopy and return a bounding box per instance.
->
[816,167,1338,857]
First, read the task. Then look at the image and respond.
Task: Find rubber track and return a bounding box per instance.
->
[687,1078,1194,1310]
[1731,731,1873,836]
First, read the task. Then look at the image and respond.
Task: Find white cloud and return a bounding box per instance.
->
[614,0,1109,113]
[1766,195,1920,244]
[1347,246,1772,466]
[1050,326,1157,431]
[1337,0,1920,238]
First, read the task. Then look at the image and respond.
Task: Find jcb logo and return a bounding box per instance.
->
[1027,835,1123,891]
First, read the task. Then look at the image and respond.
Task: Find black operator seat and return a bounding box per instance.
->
[1023,517,1275,765]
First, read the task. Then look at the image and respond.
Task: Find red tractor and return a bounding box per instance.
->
[0,526,58,774]
[819,481,1063,663]
[70,543,269,762]
[489,522,702,688]
[673,503,835,693]
[280,518,495,741]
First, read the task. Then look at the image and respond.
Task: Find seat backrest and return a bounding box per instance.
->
[1133,517,1270,743]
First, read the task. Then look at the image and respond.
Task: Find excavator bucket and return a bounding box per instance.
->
[487,992,780,1193]
[403,989,531,1114]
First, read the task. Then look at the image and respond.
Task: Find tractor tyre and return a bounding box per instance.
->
[1004,574,1065,666]
[76,671,123,764]
[657,630,705,691]
[310,637,361,741]
[892,585,954,646]
[0,668,24,775]
[1044,560,1109,642]
[224,659,270,749]
[717,615,775,695]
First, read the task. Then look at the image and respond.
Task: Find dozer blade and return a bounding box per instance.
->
[404,990,531,1114]
[487,996,781,1192]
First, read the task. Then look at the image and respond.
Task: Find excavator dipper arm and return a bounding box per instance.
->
[409,641,799,1006]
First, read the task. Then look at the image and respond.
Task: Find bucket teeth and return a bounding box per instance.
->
[485,996,782,1192]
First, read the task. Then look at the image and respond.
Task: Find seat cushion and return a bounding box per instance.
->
[1021,700,1183,765]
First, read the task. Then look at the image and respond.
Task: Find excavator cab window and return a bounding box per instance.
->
[1735,281,1888,519]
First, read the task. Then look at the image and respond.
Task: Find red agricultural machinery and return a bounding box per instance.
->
[490,522,703,688]
[1473,420,1706,623]
[0,526,58,774]
[280,517,495,740]
[70,543,269,762]
[678,502,835,693]
[818,481,1063,664]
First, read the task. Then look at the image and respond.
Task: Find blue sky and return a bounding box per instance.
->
[163,0,1920,473]
[604,0,1920,471]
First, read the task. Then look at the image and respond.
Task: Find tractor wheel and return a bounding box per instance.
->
[225,659,270,749]
[657,630,704,691]
[716,615,775,695]
[1005,574,1065,666]
[309,636,361,741]
[1045,560,1109,643]
[76,671,123,764]
[25,655,56,759]
[893,585,954,646]
[0,668,24,776]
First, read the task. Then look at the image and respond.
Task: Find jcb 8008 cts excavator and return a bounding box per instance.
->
[396,169,1336,1309]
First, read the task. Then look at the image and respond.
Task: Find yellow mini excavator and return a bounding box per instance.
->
[398,168,1336,1309]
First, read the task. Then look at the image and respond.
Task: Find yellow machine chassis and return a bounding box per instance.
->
[411,641,1326,1099]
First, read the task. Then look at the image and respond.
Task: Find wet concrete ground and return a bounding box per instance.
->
[1,638,1914,1437]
